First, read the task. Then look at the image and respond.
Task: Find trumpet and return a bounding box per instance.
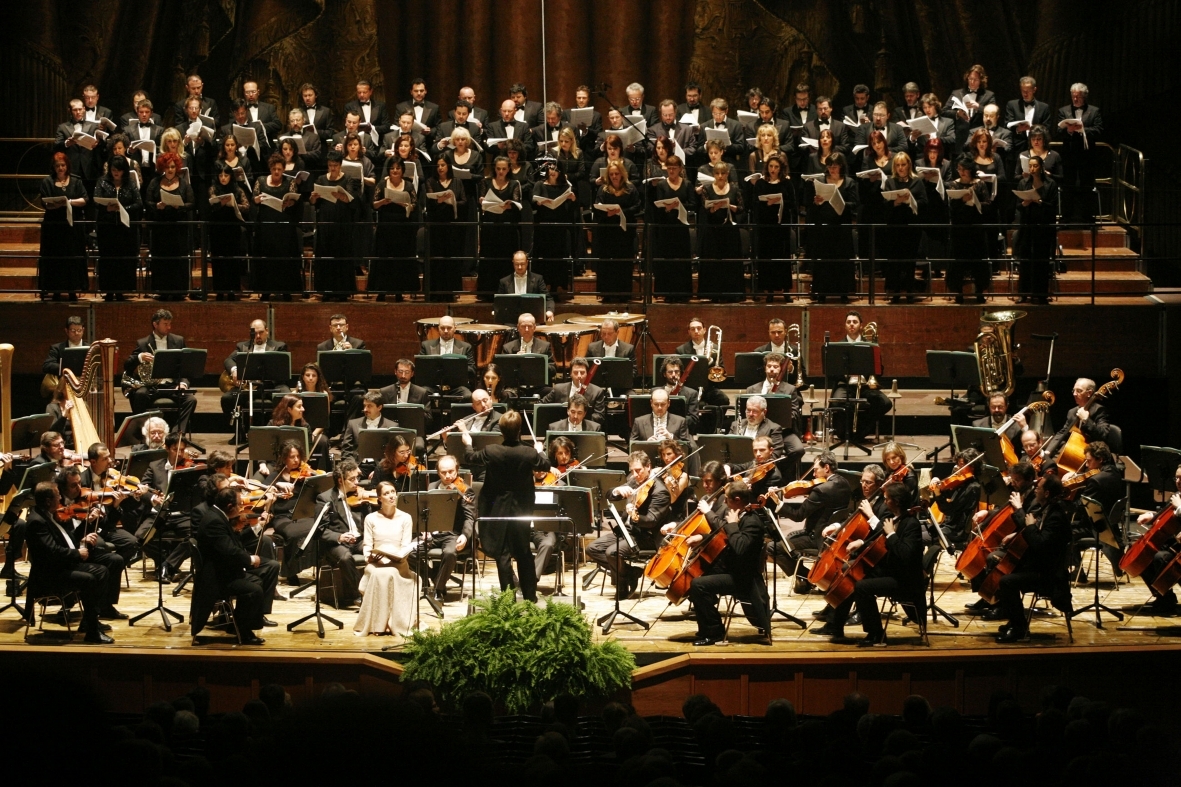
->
[785,323,802,381]
[705,325,725,383]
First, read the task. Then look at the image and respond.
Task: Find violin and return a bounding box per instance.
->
[534,470,559,487]
[929,464,976,496]
[289,461,327,480]
[1061,467,1100,500]
[394,457,421,477]
[345,489,379,507]
[740,460,779,485]
[56,500,96,523]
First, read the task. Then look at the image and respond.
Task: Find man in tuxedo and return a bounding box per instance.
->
[730,395,790,462]
[676,82,707,128]
[43,315,88,377]
[542,358,606,423]
[906,94,957,160]
[702,98,746,165]
[77,443,143,564]
[804,97,851,155]
[486,99,534,160]
[54,465,128,615]
[393,78,436,136]
[674,318,731,410]
[379,358,431,406]
[622,83,659,129]
[501,313,557,386]
[80,84,114,126]
[315,313,367,419]
[434,101,486,153]
[855,103,908,155]
[548,393,603,433]
[630,388,691,444]
[775,450,852,565]
[972,105,1015,164]
[194,487,275,644]
[219,318,291,430]
[830,310,892,440]
[945,65,997,149]
[137,433,199,578]
[688,480,772,646]
[330,111,380,161]
[648,100,699,162]
[781,82,815,131]
[496,251,555,321]
[891,83,925,124]
[586,318,635,363]
[424,454,476,602]
[171,74,219,127]
[754,317,791,354]
[1004,76,1052,155]
[656,356,702,434]
[242,81,281,148]
[586,451,670,599]
[972,392,1026,445]
[0,431,67,583]
[742,353,805,469]
[299,82,337,146]
[459,411,551,601]
[509,82,545,129]
[339,392,398,462]
[177,96,217,215]
[55,100,102,194]
[531,102,571,160]
[1043,377,1115,460]
[120,90,162,131]
[811,479,924,647]
[842,84,873,127]
[567,85,603,158]
[347,79,392,145]
[315,460,371,608]
[1056,82,1105,220]
[420,315,475,397]
[453,86,490,129]
[24,482,115,643]
[126,99,165,170]
[124,309,197,436]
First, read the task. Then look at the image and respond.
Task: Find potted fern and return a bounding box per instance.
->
[400,590,635,713]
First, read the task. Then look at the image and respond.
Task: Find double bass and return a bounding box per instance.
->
[998,392,1055,467]
[1055,369,1123,475]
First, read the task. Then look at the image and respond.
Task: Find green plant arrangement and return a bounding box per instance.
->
[401,590,635,713]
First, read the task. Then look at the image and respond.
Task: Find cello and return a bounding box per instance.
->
[1120,497,1181,578]
[643,485,731,604]
[1055,369,1124,475]
[955,504,1019,581]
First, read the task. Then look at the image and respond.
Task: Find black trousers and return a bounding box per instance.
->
[225,572,266,631]
[324,539,363,603]
[1139,550,1178,600]
[99,526,140,565]
[494,520,538,603]
[830,575,902,638]
[996,571,1042,632]
[688,572,770,639]
[244,557,280,618]
[135,514,192,573]
[128,388,197,436]
[831,385,892,438]
[424,532,460,592]
[39,563,109,629]
[272,516,315,580]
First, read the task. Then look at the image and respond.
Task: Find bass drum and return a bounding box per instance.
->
[415,316,475,343]
[456,323,510,369]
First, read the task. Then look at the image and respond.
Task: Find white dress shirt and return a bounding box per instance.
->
[513,274,528,294]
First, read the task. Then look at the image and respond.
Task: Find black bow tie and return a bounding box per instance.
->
[413,102,424,108]
[359,101,371,106]
[1022,101,1036,109]
[247,103,258,109]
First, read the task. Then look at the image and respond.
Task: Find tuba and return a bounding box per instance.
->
[975,310,1026,398]
[705,325,725,383]
[862,321,880,390]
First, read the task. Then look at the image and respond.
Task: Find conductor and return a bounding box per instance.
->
[458,410,550,602]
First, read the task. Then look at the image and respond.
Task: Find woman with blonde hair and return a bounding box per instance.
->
[880,151,927,302]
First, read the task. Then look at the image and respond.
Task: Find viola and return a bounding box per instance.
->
[739,460,779,486]
[1061,467,1100,500]
[929,464,975,495]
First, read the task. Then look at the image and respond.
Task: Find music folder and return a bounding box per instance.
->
[233,351,292,384]
[317,349,372,386]
[150,348,207,386]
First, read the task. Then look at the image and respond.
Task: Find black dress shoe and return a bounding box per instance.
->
[241,635,266,645]
[980,607,1006,621]
[995,627,1028,644]
[847,611,861,625]
[99,607,128,620]
[79,620,113,633]
[964,598,992,611]
[692,635,721,647]
[260,617,277,627]
[857,632,887,647]
[812,605,832,620]
[84,631,115,645]
[810,623,844,638]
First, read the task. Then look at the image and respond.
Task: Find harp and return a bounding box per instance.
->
[57,339,120,453]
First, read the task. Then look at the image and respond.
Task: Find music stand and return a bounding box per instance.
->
[317,350,372,387]
[544,432,607,467]
[628,439,693,468]
[58,347,90,376]
[736,394,795,435]
[445,431,504,461]
[113,410,163,452]
[150,349,207,387]
[356,427,418,462]
[384,404,427,437]
[697,434,754,468]
[493,353,548,389]
[926,350,980,462]
[286,502,341,637]
[397,489,460,630]
[494,293,545,328]
[951,426,1009,469]
[299,392,331,433]
[233,351,291,385]
[125,449,167,480]
[9,414,54,455]
[4,464,58,514]
[547,487,594,601]
[592,357,634,394]
[291,474,337,520]
[823,342,878,458]
[1139,446,1181,502]
[652,354,708,390]
[734,352,769,389]
[155,465,205,598]
[414,355,469,394]
[568,468,627,589]
[597,502,649,634]
[247,426,309,467]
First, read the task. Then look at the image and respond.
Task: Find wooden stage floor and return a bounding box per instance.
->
[6,542,1179,657]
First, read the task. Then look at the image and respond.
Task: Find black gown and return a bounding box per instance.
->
[1012,177,1059,300]
[591,185,642,301]
[973,157,1008,259]
[312,174,361,295]
[697,183,745,301]
[804,177,859,298]
[424,177,467,299]
[751,177,797,294]
[916,160,952,270]
[251,176,303,295]
[94,177,141,294]
[206,182,249,294]
[477,179,522,297]
[879,175,927,296]
[946,179,993,297]
[145,178,195,296]
[38,175,90,296]
[647,177,696,299]
[531,179,578,292]
[370,178,420,295]
[445,149,483,274]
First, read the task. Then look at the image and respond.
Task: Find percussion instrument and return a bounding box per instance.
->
[415,316,475,343]
[456,323,510,369]
[566,313,647,346]
[536,325,597,376]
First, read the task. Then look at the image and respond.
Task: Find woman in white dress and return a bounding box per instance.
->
[354,481,419,637]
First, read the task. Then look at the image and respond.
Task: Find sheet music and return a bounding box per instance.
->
[946,187,982,213]
[757,192,785,223]
[593,203,627,232]
[813,181,845,216]
[881,188,918,215]
[532,187,573,209]
[93,195,130,227]
[653,197,688,225]
[426,190,458,219]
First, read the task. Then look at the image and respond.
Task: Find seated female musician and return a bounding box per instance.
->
[1132,464,1181,615]
[1069,440,1124,582]
[811,481,924,647]
[993,473,1072,643]
[542,436,578,485]
[270,394,329,469]
[483,364,505,404]
[353,481,418,637]
[881,443,919,508]
[687,480,772,647]
[296,362,333,405]
[373,434,419,494]
[929,448,984,549]
[253,439,316,585]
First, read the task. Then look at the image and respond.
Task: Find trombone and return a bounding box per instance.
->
[705,325,725,383]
